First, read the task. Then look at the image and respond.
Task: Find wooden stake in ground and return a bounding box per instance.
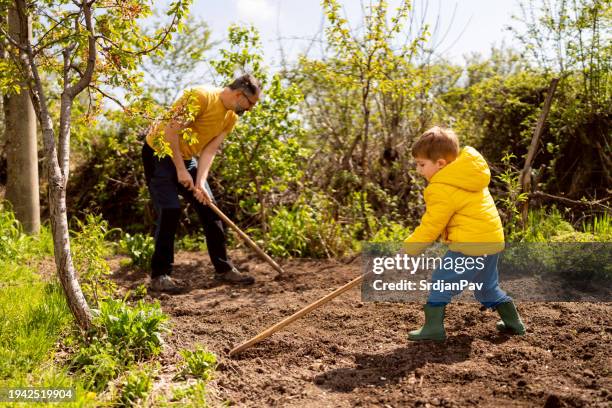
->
[229,274,365,356]
[207,202,285,275]
[520,77,560,226]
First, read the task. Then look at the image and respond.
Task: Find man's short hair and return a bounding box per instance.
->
[411,126,460,162]
[228,74,262,97]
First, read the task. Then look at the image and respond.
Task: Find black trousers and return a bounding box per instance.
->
[142,143,233,277]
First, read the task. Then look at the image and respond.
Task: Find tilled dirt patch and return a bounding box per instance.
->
[111,250,611,407]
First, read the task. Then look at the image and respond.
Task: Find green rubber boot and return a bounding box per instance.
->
[495,301,526,335]
[408,304,447,342]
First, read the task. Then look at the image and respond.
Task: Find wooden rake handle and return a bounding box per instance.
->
[229,274,365,356]
[207,202,285,275]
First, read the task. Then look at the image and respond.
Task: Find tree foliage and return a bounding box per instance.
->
[290,0,432,236]
[3,0,607,263]
[210,25,306,238]
[441,0,610,200]
[0,0,192,329]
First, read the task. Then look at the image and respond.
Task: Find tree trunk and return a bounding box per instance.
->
[38,89,92,331]
[4,6,39,234]
[47,149,92,331]
[12,0,92,331]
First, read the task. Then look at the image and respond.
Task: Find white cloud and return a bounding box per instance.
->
[236,0,275,22]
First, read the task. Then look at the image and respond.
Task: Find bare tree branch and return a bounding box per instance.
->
[32,12,79,52]
[529,191,612,212]
[66,0,95,98]
[0,25,26,51]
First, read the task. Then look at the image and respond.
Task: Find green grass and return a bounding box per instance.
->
[520,207,574,242]
[511,207,611,242]
[582,212,611,237]
[0,209,67,379]
[0,218,95,406]
[0,278,70,377]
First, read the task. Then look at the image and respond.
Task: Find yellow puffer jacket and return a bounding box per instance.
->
[404,146,505,256]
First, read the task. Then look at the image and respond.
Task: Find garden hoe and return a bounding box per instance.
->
[207,201,285,276]
[189,185,285,276]
[229,274,366,357]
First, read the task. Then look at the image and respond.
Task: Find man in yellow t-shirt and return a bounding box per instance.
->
[142,74,261,292]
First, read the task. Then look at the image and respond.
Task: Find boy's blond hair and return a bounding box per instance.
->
[412,126,460,162]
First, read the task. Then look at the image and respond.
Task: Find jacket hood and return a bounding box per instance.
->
[430,146,491,192]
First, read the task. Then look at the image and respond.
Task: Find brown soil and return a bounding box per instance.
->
[111,250,611,407]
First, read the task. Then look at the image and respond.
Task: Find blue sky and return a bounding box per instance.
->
[188,0,524,68]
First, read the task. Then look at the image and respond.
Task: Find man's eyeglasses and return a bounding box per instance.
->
[241,91,257,107]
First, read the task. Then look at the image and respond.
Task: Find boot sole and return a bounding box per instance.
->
[408,337,446,342]
[149,286,183,294]
[496,328,526,335]
[496,324,526,335]
[408,334,446,342]
[213,276,255,285]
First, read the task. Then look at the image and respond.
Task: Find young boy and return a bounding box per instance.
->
[404,126,525,341]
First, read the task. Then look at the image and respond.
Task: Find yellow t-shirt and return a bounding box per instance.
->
[146,86,238,159]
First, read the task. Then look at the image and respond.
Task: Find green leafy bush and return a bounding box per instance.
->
[520,207,575,242]
[0,203,24,261]
[371,221,413,243]
[71,341,125,391]
[0,201,53,261]
[118,365,154,406]
[581,212,611,239]
[176,345,217,380]
[119,232,154,269]
[71,214,117,304]
[177,233,208,252]
[67,112,152,234]
[93,298,169,360]
[210,25,307,241]
[265,194,357,258]
[266,205,312,257]
[71,298,169,390]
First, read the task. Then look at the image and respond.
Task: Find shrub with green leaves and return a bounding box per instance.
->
[71,298,169,390]
[520,207,575,242]
[495,152,528,240]
[210,25,307,240]
[581,212,611,240]
[118,365,155,407]
[177,233,208,252]
[119,232,154,269]
[266,205,312,257]
[265,194,357,258]
[93,298,169,360]
[0,201,53,261]
[0,203,24,261]
[176,345,217,380]
[371,221,413,243]
[71,341,125,391]
[71,214,117,304]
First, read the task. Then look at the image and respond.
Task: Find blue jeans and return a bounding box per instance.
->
[427,250,511,308]
[142,143,233,277]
